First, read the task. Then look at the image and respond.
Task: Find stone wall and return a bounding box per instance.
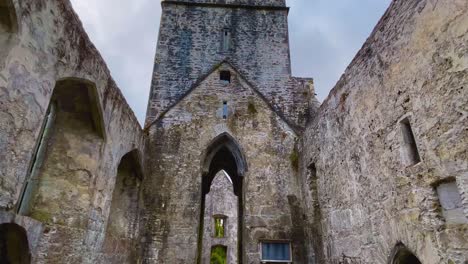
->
[202,171,238,264]
[146,0,314,129]
[0,0,144,263]
[299,0,468,263]
[143,63,307,263]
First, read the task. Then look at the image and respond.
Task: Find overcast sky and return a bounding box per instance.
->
[69,0,391,125]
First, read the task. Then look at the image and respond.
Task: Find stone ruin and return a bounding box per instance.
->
[0,0,467,263]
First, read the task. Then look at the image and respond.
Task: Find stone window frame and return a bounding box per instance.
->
[221,28,231,52]
[259,239,293,263]
[213,214,228,238]
[397,115,422,167]
[432,177,468,224]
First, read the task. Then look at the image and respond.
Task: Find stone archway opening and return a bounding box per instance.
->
[390,243,422,264]
[198,133,247,264]
[0,0,18,67]
[0,223,31,264]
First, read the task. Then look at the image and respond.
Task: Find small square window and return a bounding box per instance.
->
[220,71,231,84]
[261,241,292,263]
[436,180,467,224]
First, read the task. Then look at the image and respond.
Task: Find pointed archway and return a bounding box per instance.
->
[198,133,247,264]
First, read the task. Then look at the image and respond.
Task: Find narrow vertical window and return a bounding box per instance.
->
[400,117,421,166]
[222,29,231,52]
[17,102,57,215]
[222,101,228,119]
[214,216,226,238]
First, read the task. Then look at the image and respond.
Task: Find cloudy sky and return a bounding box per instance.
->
[69,0,391,125]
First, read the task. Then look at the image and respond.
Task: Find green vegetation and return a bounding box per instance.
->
[210,246,227,264]
[214,218,225,238]
[247,101,257,115]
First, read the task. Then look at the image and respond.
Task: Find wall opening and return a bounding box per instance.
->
[222,29,231,52]
[210,245,227,264]
[0,223,31,264]
[103,150,143,262]
[220,71,231,84]
[214,215,227,238]
[435,179,467,224]
[399,118,421,166]
[0,0,18,67]
[18,78,105,228]
[260,241,292,263]
[222,101,228,119]
[198,133,246,264]
[390,243,421,264]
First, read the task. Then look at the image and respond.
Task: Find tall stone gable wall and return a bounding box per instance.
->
[300,0,468,263]
[0,0,144,262]
[145,1,313,129]
[143,63,307,263]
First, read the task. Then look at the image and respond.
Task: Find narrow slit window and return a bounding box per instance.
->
[214,216,226,238]
[400,118,421,166]
[222,29,231,51]
[220,71,231,84]
[222,101,228,119]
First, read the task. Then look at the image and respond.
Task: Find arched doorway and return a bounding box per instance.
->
[390,243,422,264]
[0,223,31,264]
[198,133,247,264]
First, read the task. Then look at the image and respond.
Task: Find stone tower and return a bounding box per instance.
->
[142,0,314,263]
[145,0,316,129]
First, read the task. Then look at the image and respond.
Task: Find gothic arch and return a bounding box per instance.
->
[198,133,246,264]
[102,149,143,262]
[0,0,19,68]
[0,223,31,264]
[201,132,247,196]
[389,243,422,264]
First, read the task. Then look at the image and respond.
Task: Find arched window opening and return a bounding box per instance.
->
[198,133,246,264]
[17,78,105,230]
[0,223,31,264]
[390,243,422,264]
[0,0,19,67]
[210,245,227,264]
[102,150,143,262]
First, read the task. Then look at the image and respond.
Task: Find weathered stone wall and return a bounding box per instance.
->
[300,0,468,263]
[0,0,144,263]
[143,63,307,263]
[146,1,314,129]
[202,171,238,264]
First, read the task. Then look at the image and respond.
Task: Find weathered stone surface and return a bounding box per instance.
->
[145,0,314,129]
[299,0,468,263]
[202,171,238,264]
[0,0,144,263]
[0,0,467,263]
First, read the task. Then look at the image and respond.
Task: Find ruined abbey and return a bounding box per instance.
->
[0,0,467,263]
